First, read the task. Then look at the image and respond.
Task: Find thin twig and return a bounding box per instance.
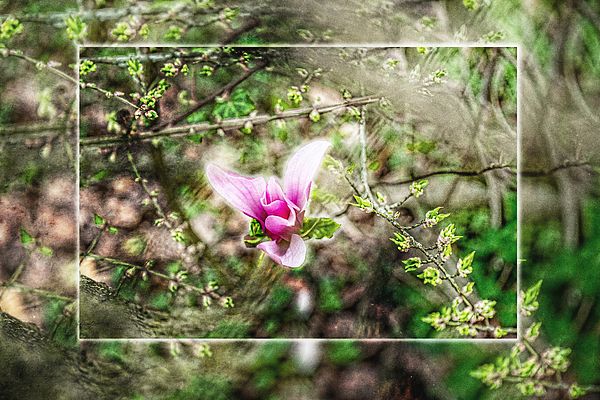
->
[153,61,266,130]
[377,164,515,186]
[8,283,74,303]
[353,106,475,307]
[0,123,68,136]
[126,150,174,230]
[80,82,140,109]
[375,160,595,186]
[2,49,139,110]
[521,160,594,177]
[79,224,106,263]
[2,49,77,83]
[85,253,219,298]
[358,106,376,205]
[0,258,28,306]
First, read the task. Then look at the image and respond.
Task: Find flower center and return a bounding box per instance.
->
[263,199,291,220]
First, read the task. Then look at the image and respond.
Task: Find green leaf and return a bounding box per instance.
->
[88,169,109,184]
[138,23,149,39]
[212,89,255,120]
[403,257,422,272]
[0,18,23,41]
[521,280,542,316]
[526,321,542,340]
[569,384,588,399]
[38,246,53,257]
[351,195,372,210]
[457,251,475,277]
[244,219,267,248]
[164,25,182,41]
[301,217,340,239]
[406,140,436,154]
[309,109,320,122]
[424,206,450,227]
[93,214,106,227]
[222,297,234,308]
[390,232,410,252]
[462,281,474,295]
[418,267,442,286]
[79,60,96,76]
[111,22,133,41]
[127,58,143,79]
[248,219,264,237]
[186,110,209,124]
[463,0,480,11]
[409,179,428,197]
[19,228,34,245]
[64,15,86,41]
[160,62,177,77]
[287,86,303,105]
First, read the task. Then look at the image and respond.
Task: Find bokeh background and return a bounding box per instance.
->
[0,0,598,398]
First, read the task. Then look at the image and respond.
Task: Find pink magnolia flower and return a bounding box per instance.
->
[206,140,331,268]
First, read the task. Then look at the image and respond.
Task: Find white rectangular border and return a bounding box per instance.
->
[76,43,521,343]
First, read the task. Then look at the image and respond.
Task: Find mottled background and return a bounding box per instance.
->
[0,1,598,399]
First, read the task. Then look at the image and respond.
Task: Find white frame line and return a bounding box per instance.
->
[76,43,521,343]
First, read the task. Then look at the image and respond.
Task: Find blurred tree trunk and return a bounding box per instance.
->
[0,312,133,400]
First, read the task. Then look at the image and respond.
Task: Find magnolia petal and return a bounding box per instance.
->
[206,164,267,223]
[283,140,331,210]
[264,176,286,204]
[257,234,307,268]
[265,209,297,240]
[262,199,291,220]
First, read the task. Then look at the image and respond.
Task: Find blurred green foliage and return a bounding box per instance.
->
[523,199,600,385]
[326,341,361,366]
[263,284,294,336]
[98,342,126,363]
[207,320,251,338]
[318,277,343,313]
[43,299,76,346]
[247,342,293,395]
[162,376,233,400]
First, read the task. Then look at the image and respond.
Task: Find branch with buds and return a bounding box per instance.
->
[329,106,517,338]
[472,281,600,398]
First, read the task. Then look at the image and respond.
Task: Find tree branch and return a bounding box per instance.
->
[521,160,594,177]
[80,95,381,147]
[376,164,516,186]
[0,122,68,136]
[0,3,223,25]
[374,160,595,186]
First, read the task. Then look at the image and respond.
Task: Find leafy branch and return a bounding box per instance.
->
[332,106,516,338]
[472,281,600,398]
[85,253,230,308]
